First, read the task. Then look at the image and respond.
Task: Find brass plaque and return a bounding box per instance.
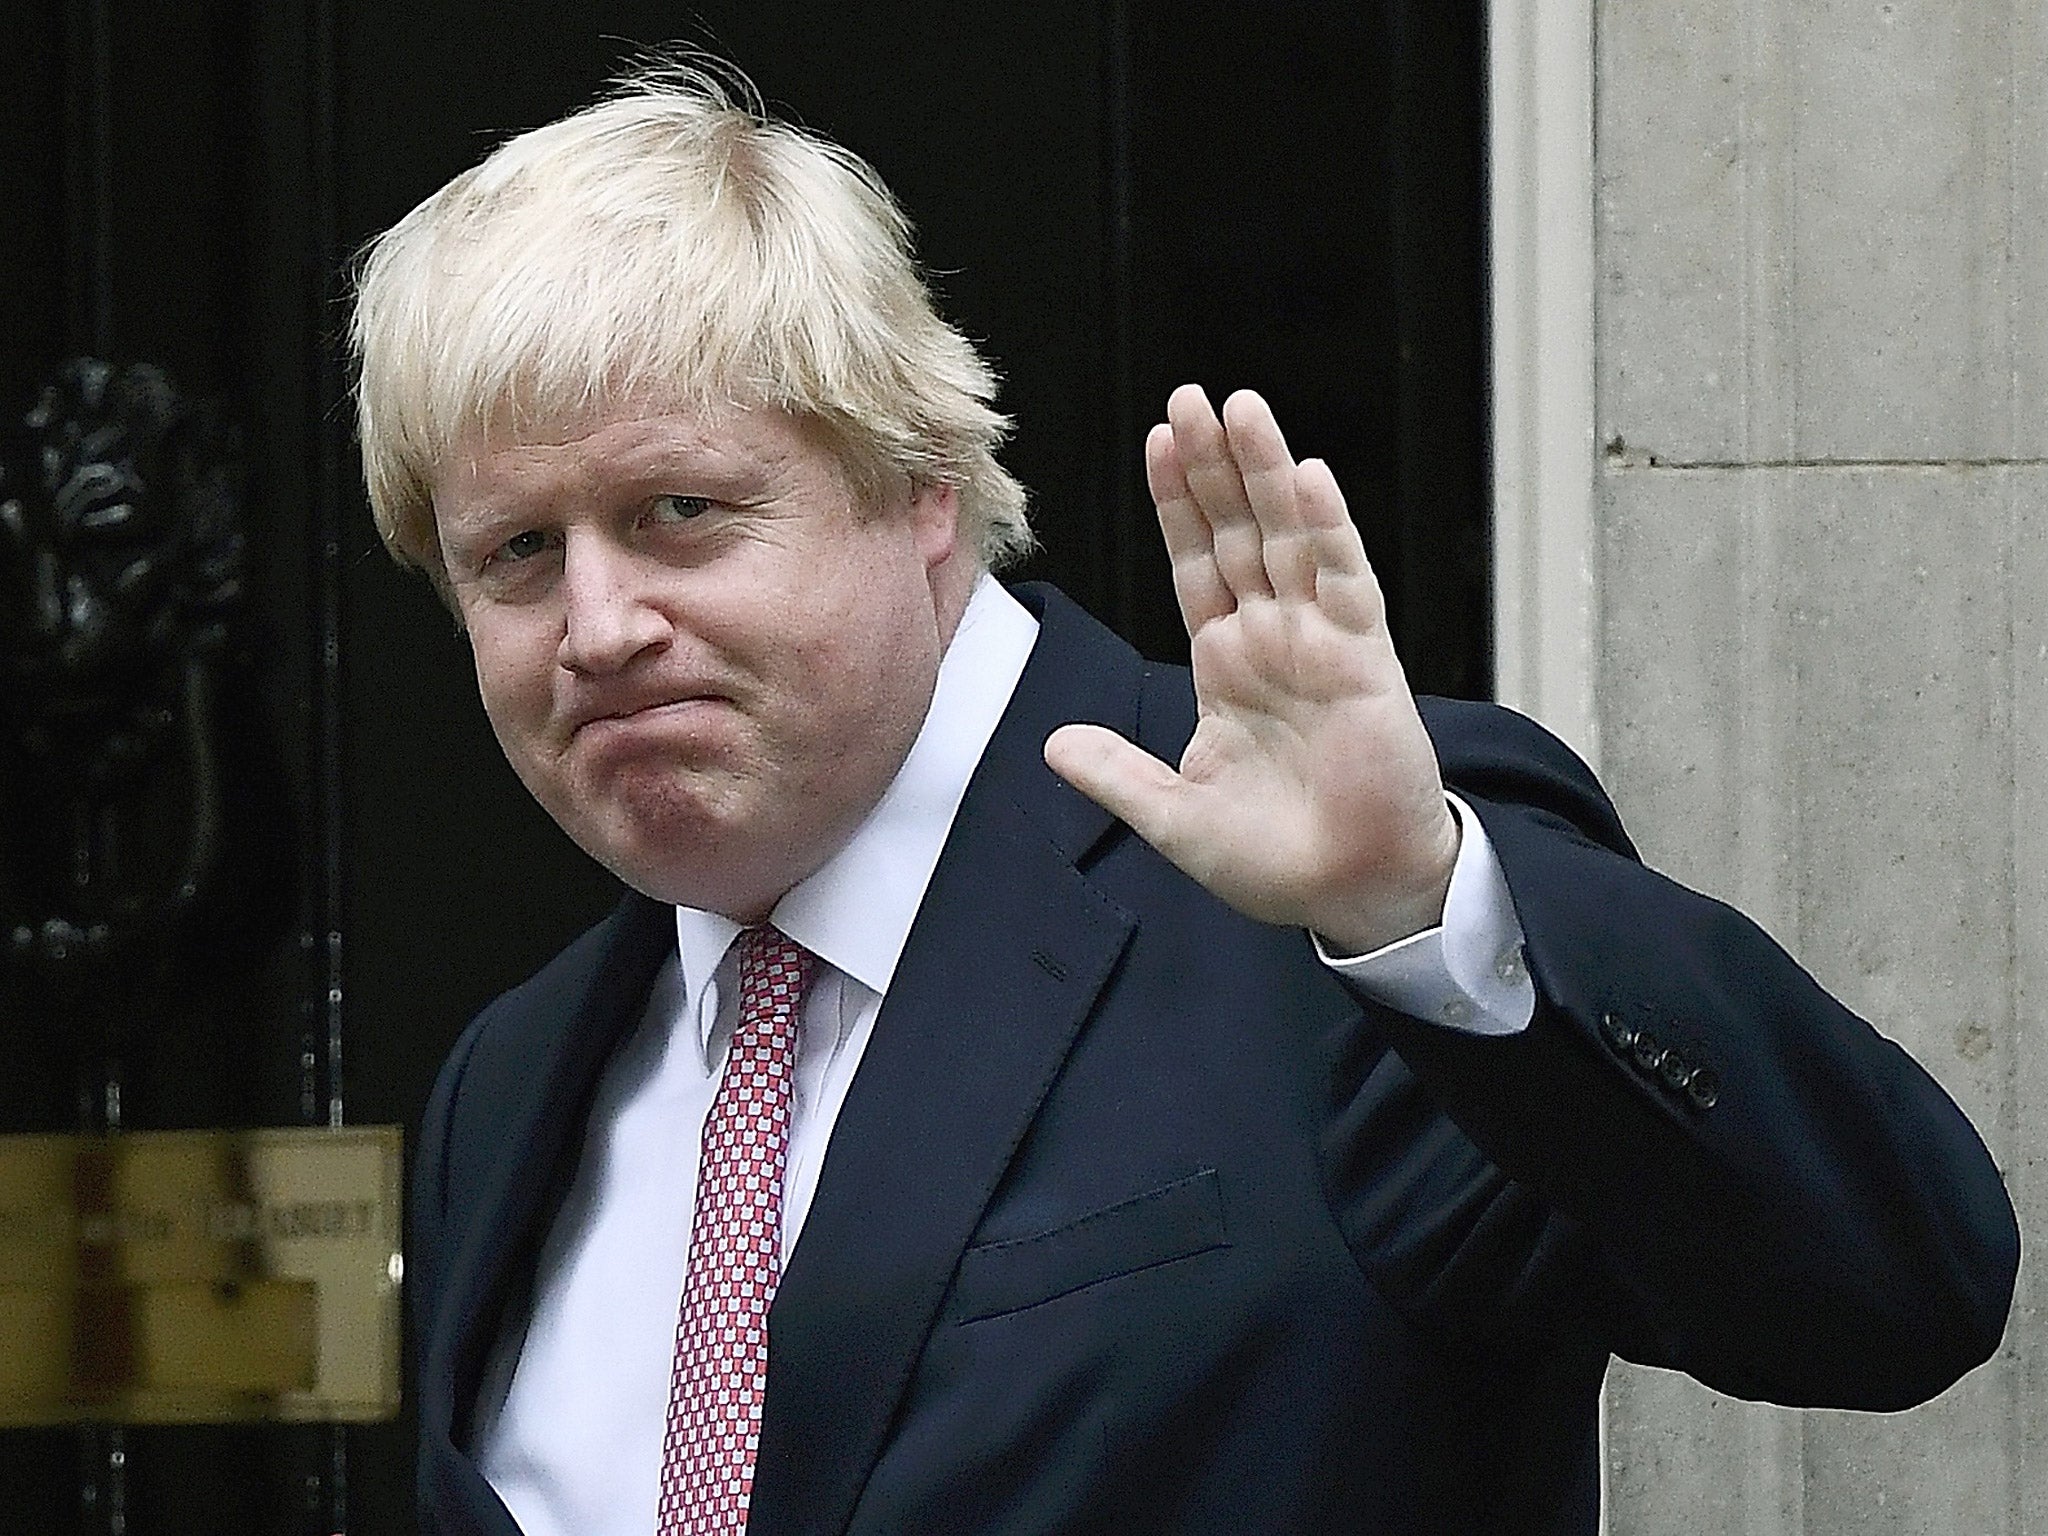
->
[0,1126,401,1425]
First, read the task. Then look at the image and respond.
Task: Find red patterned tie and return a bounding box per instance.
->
[656,925,815,1534]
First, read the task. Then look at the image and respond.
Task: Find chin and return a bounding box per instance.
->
[562,800,779,918]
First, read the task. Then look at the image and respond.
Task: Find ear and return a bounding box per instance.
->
[910,482,981,643]
[908,481,963,570]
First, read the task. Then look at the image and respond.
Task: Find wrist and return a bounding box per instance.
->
[1308,805,1460,957]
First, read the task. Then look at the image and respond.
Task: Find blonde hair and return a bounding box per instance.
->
[348,63,1030,593]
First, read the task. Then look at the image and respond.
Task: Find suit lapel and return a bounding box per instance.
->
[750,586,1147,1536]
[426,891,675,1457]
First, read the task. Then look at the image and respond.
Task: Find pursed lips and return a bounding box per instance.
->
[565,690,733,742]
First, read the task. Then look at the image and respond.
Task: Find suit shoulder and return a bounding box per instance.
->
[456,903,631,1059]
[421,895,669,1180]
[1416,696,1635,859]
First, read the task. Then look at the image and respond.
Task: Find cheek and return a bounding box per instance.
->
[763,543,901,668]
[814,581,943,729]
[468,630,552,748]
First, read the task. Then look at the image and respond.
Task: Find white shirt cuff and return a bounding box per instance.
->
[1313,793,1535,1036]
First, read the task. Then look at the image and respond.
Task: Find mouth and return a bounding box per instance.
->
[569,694,731,742]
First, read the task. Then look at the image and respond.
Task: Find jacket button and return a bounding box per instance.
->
[1631,1028,1664,1074]
[1686,1065,1721,1110]
[1659,1048,1694,1091]
[1600,1012,1635,1053]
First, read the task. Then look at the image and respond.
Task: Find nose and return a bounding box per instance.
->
[556,534,669,676]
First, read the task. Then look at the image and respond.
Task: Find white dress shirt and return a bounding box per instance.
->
[475,577,1533,1536]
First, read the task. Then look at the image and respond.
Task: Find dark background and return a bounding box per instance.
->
[0,1,1488,1529]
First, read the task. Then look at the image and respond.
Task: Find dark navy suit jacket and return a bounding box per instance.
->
[410,584,2017,1535]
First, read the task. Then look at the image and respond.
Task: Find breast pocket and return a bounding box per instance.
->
[950,1169,1229,1324]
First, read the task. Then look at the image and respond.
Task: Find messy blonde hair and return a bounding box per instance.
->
[348,62,1030,595]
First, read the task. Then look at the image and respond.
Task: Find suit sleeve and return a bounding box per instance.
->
[1355,697,2018,1410]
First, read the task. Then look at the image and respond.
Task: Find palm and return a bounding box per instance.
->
[1045,387,1457,954]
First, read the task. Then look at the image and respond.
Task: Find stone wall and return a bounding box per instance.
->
[1584,3,2044,1530]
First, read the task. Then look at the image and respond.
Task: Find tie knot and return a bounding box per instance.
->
[734,924,815,1012]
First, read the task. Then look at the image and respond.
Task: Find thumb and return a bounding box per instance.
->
[1043,723,1189,852]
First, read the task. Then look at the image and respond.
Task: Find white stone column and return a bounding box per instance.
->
[1492,3,2044,1531]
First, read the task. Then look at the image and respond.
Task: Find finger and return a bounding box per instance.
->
[1167,384,1273,603]
[1219,390,1304,532]
[1294,456,1378,596]
[1146,422,1233,633]
[1288,456,1386,637]
[1219,389,1316,600]
[1043,722,1196,867]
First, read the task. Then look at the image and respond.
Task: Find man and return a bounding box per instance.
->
[351,67,2018,1536]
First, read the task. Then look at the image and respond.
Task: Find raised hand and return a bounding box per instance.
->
[1043,386,1459,955]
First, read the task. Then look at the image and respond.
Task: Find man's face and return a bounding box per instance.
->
[431,403,973,920]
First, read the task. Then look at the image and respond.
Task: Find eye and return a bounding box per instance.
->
[647,493,712,524]
[497,529,553,562]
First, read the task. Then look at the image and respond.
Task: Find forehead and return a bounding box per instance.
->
[435,399,843,502]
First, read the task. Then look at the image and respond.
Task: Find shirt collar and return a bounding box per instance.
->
[672,573,1039,1059]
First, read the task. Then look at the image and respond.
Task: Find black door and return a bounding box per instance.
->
[0,3,1486,1530]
